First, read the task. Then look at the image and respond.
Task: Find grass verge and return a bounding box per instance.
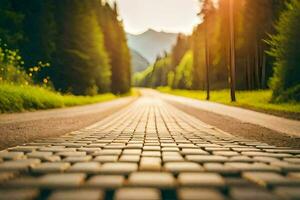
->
[157,87,300,120]
[0,84,135,113]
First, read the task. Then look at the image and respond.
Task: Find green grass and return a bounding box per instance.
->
[157,87,300,120]
[0,84,134,113]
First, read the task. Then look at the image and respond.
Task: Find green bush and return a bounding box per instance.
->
[0,45,31,85]
[0,83,117,113]
[133,56,171,88]
[173,51,193,89]
[268,1,300,102]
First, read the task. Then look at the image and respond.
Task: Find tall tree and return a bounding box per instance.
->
[53,0,110,95]
[97,3,131,94]
[0,0,24,48]
[268,0,300,102]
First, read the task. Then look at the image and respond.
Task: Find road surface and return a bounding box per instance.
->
[0,91,300,199]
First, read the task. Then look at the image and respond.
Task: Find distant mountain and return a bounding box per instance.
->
[127,29,178,63]
[130,48,150,73]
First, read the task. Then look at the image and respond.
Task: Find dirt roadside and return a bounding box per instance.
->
[167,100,300,148]
[0,97,136,150]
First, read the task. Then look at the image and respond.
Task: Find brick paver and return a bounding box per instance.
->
[0,97,300,199]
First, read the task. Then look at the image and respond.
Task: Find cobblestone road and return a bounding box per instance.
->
[0,97,300,200]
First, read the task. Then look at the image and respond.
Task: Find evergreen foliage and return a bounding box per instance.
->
[268,0,300,102]
[97,3,131,94]
[173,51,193,89]
[134,0,298,102]
[0,0,131,95]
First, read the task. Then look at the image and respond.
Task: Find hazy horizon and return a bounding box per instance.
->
[108,0,201,35]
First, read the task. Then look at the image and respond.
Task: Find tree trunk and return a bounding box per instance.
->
[254,40,260,89]
[229,0,236,101]
[204,21,210,100]
[261,52,266,88]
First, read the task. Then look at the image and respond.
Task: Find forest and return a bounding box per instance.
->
[0,0,131,95]
[134,0,300,103]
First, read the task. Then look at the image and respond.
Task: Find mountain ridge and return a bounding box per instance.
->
[130,48,149,73]
[127,29,178,63]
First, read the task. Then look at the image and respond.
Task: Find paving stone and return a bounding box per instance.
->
[100,163,138,175]
[143,146,161,151]
[0,159,40,172]
[229,156,253,162]
[27,152,53,158]
[94,155,118,162]
[274,187,300,200]
[0,189,39,200]
[224,177,253,187]
[142,151,161,157]
[125,144,143,149]
[122,149,142,155]
[161,147,180,152]
[178,144,197,148]
[48,189,104,200]
[241,151,292,158]
[288,172,300,179]
[181,148,208,155]
[63,156,92,163]
[56,143,84,148]
[39,173,86,188]
[68,162,101,173]
[128,172,175,188]
[161,143,177,147]
[77,148,101,153]
[162,155,184,162]
[139,157,161,171]
[226,162,281,172]
[284,158,300,164]
[0,152,25,160]
[232,147,261,152]
[178,173,225,187]
[86,175,124,188]
[5,177,40,188]
[56,152,86,157]
[253,156,280,163]
[93,149,122,156]
[177,188,225,200]
[229,187,279,200]
[114,188,161,200]
[213,151,239,156]
[271,161,300,172]
[119,155,140,162]
[204,163,239,175]
[205,147,231,151]
[0,172,18,183]
[265,149,300,154]
[164,162,203,173]
[39,147,76,152]
[26,152,61,162]
[243,172,300,187]
[186,155,228,163]
[197,143,221,148]
[8,146,39,153]
[162,152,181,156]
[31,162,70,173]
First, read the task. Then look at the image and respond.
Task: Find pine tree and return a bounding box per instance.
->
[97,3,131,94]
[268,0,300,102]
[53,0,110,95]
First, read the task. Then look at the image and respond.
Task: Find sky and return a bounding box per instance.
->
[108,0,202,35]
